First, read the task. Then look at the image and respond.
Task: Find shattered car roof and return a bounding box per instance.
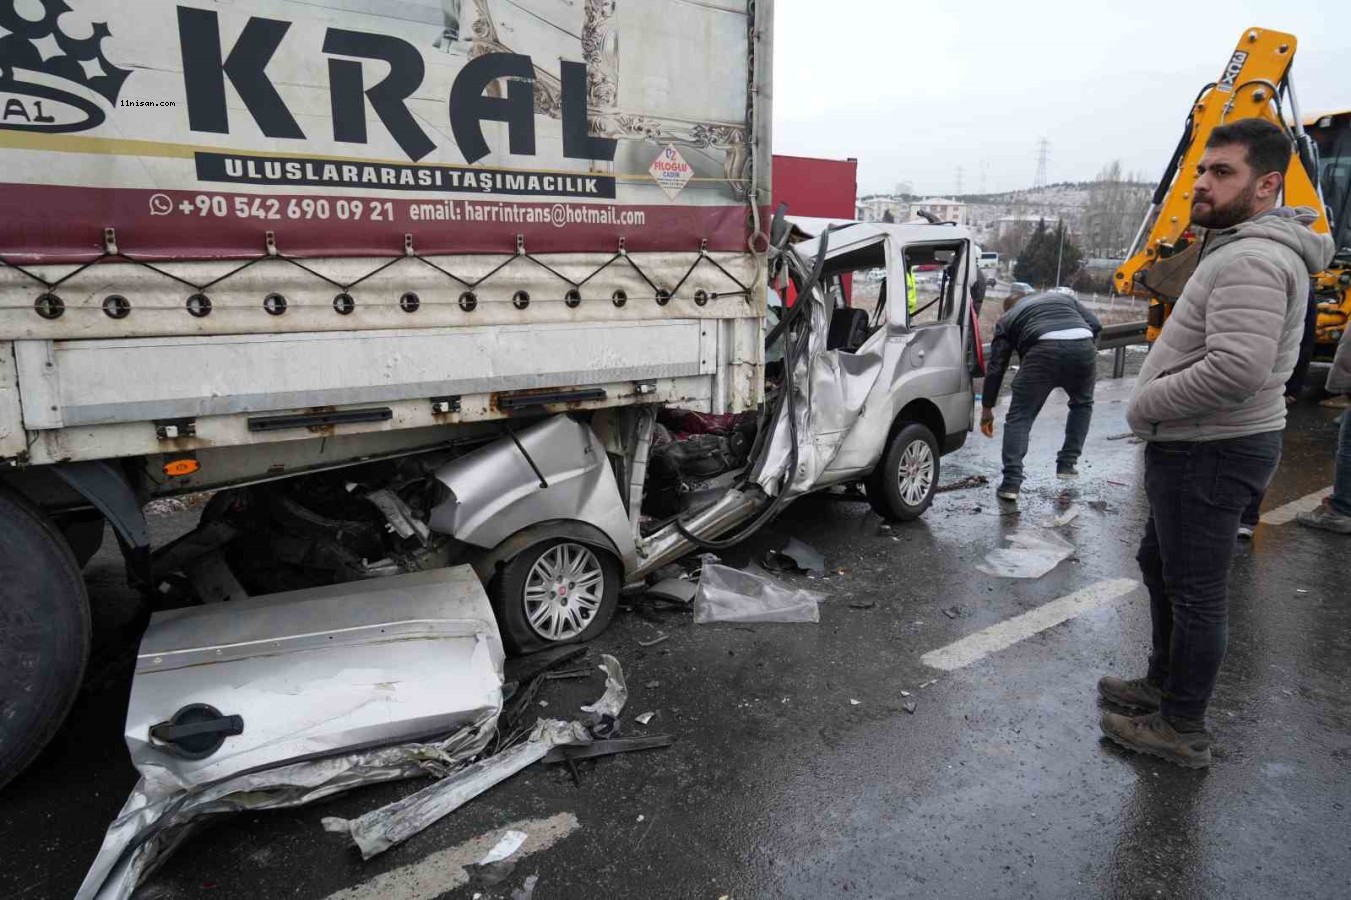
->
[792,221,977,261]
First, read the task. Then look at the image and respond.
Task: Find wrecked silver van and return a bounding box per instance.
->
[150,218,983,654]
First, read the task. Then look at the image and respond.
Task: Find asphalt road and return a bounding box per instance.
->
[3,363,1349,900]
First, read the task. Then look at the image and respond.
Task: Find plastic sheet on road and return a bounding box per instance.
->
[693,561,824,623]
[976,528,1075,579]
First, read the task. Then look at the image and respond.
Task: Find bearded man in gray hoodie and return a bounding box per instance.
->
[1098,119,1336,768]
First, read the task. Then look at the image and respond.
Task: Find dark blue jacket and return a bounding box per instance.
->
[982,292,1102,407]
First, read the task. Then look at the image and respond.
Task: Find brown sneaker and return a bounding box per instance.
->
[1100,711,1212,769]
[1097,675,1162,712]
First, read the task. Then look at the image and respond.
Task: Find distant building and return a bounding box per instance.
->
[990,214,1046,240]
[908,198,968,225]
[857,197,905,222]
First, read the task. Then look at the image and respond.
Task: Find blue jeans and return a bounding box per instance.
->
[1000,339,1096,488]
[1332,412,1351,517]
[1138,432,1282,728]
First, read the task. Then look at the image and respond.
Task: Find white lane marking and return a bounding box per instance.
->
[1260,488,1331,525]
[323,812,579,900]
[921,577,1140,672]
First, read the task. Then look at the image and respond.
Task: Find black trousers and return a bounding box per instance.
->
[1138,432,1282,727]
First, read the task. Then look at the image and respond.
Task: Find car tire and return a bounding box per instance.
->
[865,421,941,521]
[0,487,91,791]
[491,538,621,655]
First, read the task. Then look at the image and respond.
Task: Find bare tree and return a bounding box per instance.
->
[1084,161,1152,258]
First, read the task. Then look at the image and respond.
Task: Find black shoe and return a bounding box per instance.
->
[1057,464,1079,479]
[1097,675,1162,712]
[996,483,1019,501]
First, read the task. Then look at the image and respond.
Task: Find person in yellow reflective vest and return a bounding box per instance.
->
[905,268,917,316]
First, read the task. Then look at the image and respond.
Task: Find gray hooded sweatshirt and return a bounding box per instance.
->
[1127,207,1336,441]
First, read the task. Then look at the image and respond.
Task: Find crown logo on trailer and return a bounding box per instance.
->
[0,0,130,133]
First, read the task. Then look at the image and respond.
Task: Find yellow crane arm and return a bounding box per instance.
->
[1114,27,1329,339]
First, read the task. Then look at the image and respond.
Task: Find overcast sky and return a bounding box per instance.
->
[771,0,1351,196]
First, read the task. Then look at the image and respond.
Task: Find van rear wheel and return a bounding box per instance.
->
[0,487,91,791]
[866,422,940,521]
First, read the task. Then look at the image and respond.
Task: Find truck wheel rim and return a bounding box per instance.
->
[523,543,604,641]
[897,440,934,506]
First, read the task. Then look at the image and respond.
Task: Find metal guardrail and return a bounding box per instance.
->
[1098,321,1148,349]
[982,320,1149,379]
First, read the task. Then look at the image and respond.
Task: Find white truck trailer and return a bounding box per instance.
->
[0,0,983,791]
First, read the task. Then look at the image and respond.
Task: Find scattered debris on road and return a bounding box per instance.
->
[322,719,593,860]
[976,528,1075,579]
[763,537,828,577]
[541,734,675,766]
[480,830,529,865]
[511,874,539,900]
[1043,504,1081,528]
[637,633,670,648]
[849,600,877,610]
[635,711,656,725]
[645,578,697,604]
[936,474,990,493]
[903,701,918,714]
[580,655,629,738]
[693,560,825,624]
[505,646,588,692]
[544,667,596,681]
[329,657,636,860]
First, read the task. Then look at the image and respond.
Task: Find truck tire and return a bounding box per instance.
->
[0,487,91,791]
[491,538,621,655]
[865,421,940,521]
[55,510,106,570]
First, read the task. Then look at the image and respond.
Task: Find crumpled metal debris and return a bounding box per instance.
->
[976,528,1074,579]
[325,655,627,860]
[580,654,628,737]
[645,578,697,604]
[322,719,591,860]
[693,561,824,624]
[541,734,674,765]
[76,718,496,900]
